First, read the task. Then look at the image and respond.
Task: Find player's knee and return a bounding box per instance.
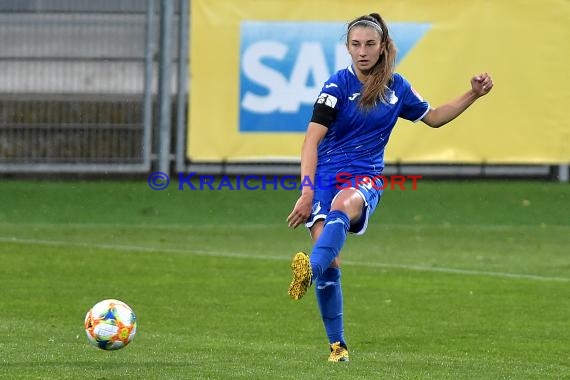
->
[328,257,340,269]
[321,266,341,282]
[331,191,354,210]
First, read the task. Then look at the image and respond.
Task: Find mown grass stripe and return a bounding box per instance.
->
[2,236,568,283]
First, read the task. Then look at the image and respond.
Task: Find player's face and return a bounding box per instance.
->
[347,27,382,76]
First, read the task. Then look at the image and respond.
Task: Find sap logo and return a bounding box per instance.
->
[239,21,430,132]
[241,40,347,113]
[240,21,350,119]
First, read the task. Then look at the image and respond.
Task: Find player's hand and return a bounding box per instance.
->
[287,193,313,229]
[471,72,494,97]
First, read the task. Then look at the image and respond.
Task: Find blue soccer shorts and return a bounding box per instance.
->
[305,175,383,235]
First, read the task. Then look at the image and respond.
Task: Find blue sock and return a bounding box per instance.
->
[316,267,346,346]
[310,210,350,281]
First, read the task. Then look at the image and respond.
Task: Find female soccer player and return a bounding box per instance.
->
[286,12,493,362]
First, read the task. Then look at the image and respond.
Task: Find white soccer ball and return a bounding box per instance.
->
[84,299,137,350]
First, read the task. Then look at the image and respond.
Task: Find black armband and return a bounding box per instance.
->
[310,103,338,128]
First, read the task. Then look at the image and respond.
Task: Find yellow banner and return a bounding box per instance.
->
[188,0,570,163]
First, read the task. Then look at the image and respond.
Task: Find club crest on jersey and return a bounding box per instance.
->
[387,90,399,105]
[316,93,338,108]
[311,201,322,215]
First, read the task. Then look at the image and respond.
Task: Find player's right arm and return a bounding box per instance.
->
[287,122,328,229]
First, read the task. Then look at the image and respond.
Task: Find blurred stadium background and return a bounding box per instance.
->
[0,0,568,179]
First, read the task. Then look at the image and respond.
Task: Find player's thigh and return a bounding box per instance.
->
[350,177,383,235]
[330,188,365,222]
[309,220,324,242]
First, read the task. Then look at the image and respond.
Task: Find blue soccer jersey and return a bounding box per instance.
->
[314,65,430,178]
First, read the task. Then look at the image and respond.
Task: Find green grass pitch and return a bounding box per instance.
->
[0,179,568,379]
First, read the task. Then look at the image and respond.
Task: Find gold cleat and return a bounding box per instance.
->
[287,252,312,300]
[328,342,349,362]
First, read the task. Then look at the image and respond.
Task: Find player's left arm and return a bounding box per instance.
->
[422,72,494,128]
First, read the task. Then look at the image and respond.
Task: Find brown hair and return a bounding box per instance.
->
[347,13,397,109]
